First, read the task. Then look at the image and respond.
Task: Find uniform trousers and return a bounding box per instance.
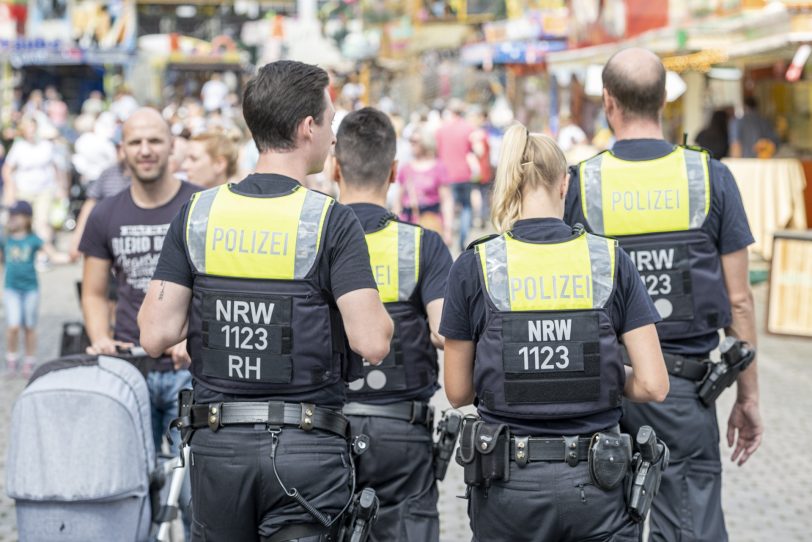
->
[468,460,639,541]
[347,415,439,542]
[621,374,726,542]
[189,424,352,542]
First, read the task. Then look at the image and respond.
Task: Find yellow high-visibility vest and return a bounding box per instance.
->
[579,147,711,236]
[364,221,421,303]
[185,184,332,280]
[477,231,616,312]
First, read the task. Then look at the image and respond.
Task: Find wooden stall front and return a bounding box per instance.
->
[768,230,812,338]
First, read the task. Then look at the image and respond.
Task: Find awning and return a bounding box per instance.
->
[547,5,793,75]
[7,49,134,67]
[461,39,568,66]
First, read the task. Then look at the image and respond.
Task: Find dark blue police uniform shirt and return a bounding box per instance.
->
[565,139,755,356]
[439,217,660,436]
[153,174,377,407]
[348,203,453,404]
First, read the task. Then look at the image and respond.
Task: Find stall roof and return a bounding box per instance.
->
[546,6,792,73]
[461,39,567,66]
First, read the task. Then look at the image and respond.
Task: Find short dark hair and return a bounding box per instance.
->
[335,108,396,188]
[602,55,666,121]
[242,61,330,152]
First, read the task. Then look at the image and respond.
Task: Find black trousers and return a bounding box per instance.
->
[468,460,639,542]
[621,374,726,542]
[347,415,439,542]
[189,425,351,542]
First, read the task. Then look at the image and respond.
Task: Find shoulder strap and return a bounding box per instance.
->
[467,233,499,251]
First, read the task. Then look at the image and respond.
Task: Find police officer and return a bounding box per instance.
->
[138,61,394,542]
[441,123,669,541]
[565,48,763,541]
[331,108,453,541]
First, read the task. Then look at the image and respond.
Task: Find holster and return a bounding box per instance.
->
[696,339,755,407]
[455,417,510,487]
[625,426,670,523]
[588,432,632,490]
[332,487,379,542]
[433,409,463,481]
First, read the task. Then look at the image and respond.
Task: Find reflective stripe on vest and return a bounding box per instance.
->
[185,185,331,280]
[477,232,616,312]
[365,221,421,303]
[579,147,710,236]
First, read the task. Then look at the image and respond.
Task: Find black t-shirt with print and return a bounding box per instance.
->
[79,181,201,345]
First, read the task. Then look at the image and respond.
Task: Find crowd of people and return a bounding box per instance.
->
[1,51,762,542]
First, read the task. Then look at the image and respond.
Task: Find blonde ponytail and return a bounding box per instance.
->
[490,123,568,233]
[491,125,527,233]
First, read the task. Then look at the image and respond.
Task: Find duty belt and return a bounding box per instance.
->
[342,400,434,428]
[510,435,592,467]
[189,401,348,437]
[621,347,708,382]
[663,353,709,382]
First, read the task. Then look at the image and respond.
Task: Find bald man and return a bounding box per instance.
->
[79,107,202,454]
[565,49,761,541]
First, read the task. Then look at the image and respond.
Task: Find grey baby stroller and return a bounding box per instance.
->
[6,352,188,542]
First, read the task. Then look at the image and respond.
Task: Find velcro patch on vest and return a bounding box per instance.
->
[501,311,601,404]
[200,293,293,383]
[624,242,694,321]
[348,330,407,393]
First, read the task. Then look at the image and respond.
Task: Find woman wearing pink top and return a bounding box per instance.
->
[396,129,453,245]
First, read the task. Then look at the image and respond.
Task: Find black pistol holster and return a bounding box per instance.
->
[334,487,379,542]
[697,337,756,407]
[626,425,670,523]
[588,431,632,490]
[433,409,463,481]
[455,417,510,489]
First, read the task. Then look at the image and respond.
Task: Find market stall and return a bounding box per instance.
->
[722,157,808,260]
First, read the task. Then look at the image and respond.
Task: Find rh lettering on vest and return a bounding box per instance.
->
[510,274,591,301]
[610,189,680,212]
[228,355,261,379]
[211,227,289,256]
[215,299,275,324]
[528,319,572,341]
[629,248,674,271]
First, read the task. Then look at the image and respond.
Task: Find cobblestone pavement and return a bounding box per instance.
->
[1,260,810,541]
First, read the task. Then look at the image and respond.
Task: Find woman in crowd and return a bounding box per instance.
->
[2,116,62,249]
[182,129,240,189]
[396,127,453,244]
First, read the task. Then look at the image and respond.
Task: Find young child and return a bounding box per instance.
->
[2,201,44,378]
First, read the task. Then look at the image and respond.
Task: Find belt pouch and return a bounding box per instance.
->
[456,417,484,486]
[589,432,631,490]
[475,423,510,484]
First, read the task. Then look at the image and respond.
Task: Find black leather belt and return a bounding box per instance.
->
[663,353,709,381]
[190,401,348,437]
[621,346,708,382]
[342,400,434,427]
[510,435,592,467]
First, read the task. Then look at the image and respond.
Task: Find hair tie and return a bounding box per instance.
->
[522,127,531,160]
